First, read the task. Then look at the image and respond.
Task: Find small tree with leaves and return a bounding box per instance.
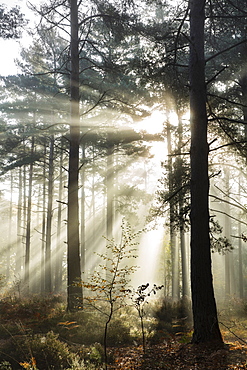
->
[132,283,163,353]
[80,220,141,369]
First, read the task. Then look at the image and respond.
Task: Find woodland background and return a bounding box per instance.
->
[0,0,246,369]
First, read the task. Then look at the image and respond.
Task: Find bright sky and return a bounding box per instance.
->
[0,0,39,76]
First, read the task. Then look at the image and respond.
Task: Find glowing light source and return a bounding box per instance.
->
[134,225,165,288]
[136,110,166,135]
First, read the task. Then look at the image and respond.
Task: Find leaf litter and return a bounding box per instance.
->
[108,339,247,369]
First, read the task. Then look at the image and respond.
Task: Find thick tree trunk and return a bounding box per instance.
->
[189,0,223,344]
[67,0,82,311]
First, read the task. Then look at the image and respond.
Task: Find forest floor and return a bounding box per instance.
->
[108,339,247,369]
[0,295,247,369]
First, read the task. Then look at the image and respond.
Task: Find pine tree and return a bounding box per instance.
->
[189,0,223,344]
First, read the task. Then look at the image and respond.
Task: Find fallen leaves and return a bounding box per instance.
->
[108,340,247,369]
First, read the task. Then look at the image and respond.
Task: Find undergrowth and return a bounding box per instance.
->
[0,294,193,369]
[0,294,246,368]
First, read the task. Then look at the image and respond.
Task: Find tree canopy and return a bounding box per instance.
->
[0,0,247,353]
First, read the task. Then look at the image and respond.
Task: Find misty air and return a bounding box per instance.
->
[0,0,246,369]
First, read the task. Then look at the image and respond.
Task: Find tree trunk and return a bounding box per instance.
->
[105,137,114,285]
[55,139,64,293]
[80,143,86,282]
[167,119,179,300]
[224,168,231,299]
[91,147,96,252]
[16,167,23,278]
[6,171,13,281]
[106,137,114,241]
[67,0,82,311]
[189,0,223,344]
[41,143,47,294]
[45,135,54,293]
[177,113,189,298]
[25,136,35,293]
[238,178,244,299]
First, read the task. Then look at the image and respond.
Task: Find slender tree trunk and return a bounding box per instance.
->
[45,135,54,293]
[224,168,231,299]
[6,171,13,281]
[106,138,114,283]
[91,147,96,249]
[23,164,27,257]
[80,143,86,282]
[167,119,179,300]
[16,167,23,278]
[189,0,223,344]
[106,138,114,241]
[41,144,47,294]
[67,0,82,311]
[32,183,42,294]
[25,136,35,293]
[238,179,244,299]
[55,140,64,293]
[177,114,189,298]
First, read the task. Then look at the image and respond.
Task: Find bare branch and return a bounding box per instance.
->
[206,39,247,63]
[80,91,107,117]
[210,208,247,226]
[208,93,247,109]
[209,140,247,152]
[206,66,228,85]
[209,193,247,213]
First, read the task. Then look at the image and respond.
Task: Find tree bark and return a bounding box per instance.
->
[67,0,82,311]
[45,135,54,293]
[41,143,47,294]
[80,143,86,282]
[189,0,223,344]
[16,167,23,279]
[238,179,244,299]
[224,168,231,299]
[6,171,13,281]
[167,119,179,300]
[106,136,114,241]
[177,113,189,298]
[25,136,35,293]
[55,139,64,293]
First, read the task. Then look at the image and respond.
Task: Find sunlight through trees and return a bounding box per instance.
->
[0,1,247,365]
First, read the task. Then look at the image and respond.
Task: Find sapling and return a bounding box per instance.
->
[132,283,163,353]
[79,220,141,369]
